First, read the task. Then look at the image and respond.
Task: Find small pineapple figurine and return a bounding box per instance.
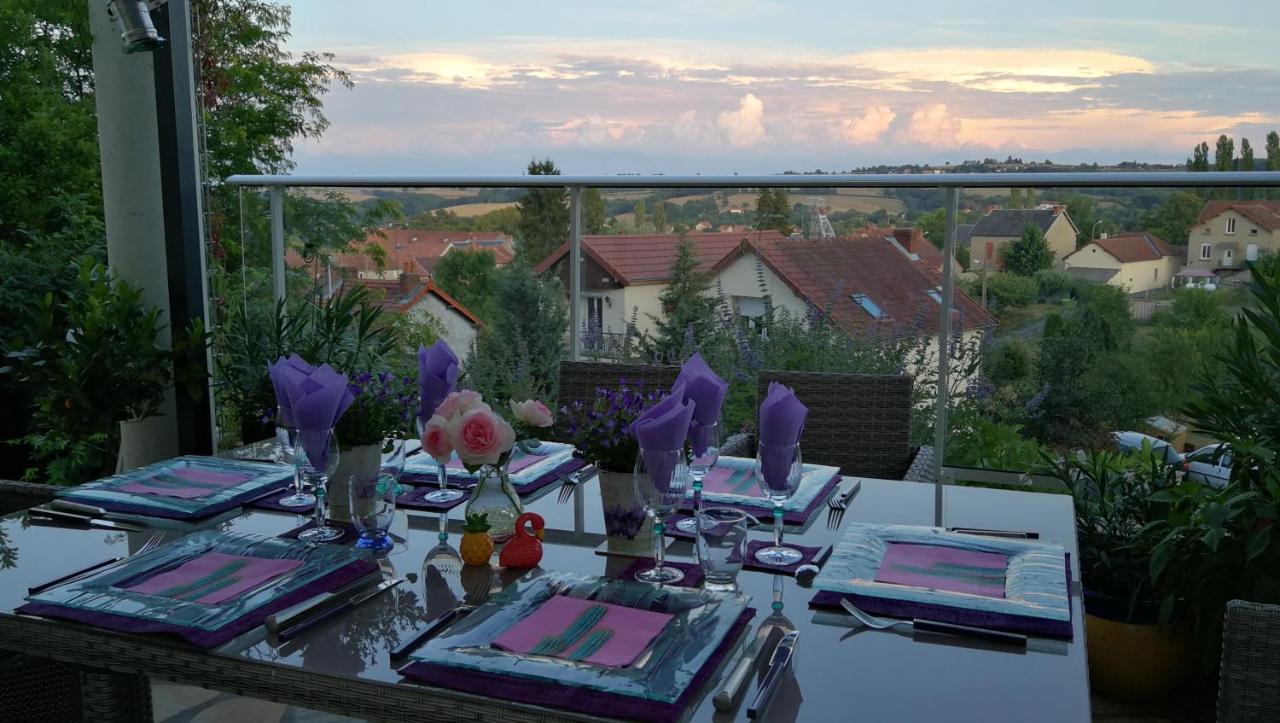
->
[460,511,495,566]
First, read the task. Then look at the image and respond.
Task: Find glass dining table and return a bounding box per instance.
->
[0,472,1089,722]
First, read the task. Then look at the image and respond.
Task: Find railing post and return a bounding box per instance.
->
[568,186,583,361]
[933,185,961,527]
[269,187,285,304]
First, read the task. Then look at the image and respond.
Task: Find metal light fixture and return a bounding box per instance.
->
[106,0,167,53]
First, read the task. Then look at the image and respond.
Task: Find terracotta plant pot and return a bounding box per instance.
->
[1084,592,1193,703]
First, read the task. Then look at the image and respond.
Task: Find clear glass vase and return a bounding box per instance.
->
[463,462,522,542]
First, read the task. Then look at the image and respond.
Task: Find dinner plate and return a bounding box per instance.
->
[59,456,293,519]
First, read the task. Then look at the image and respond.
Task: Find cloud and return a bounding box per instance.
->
[716,93,767,147]
[839,105,896,144]
[898,104,964,146]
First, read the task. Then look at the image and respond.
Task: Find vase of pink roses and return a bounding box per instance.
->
[420,390,554,542]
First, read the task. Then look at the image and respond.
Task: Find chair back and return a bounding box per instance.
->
[554,361,680,438]
[758,370,913,479]
[1219,599,1280,722]
[0,479,58,516]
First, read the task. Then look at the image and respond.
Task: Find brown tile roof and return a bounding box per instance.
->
[286,228,514,275]
[1078,232,1181,263]
[346,277,482,325]
[1196,200,1280,230]
[532,231,786,285]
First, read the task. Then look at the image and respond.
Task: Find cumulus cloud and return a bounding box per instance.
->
[716,93,767,147]
[898,104,963,146]
[839,105,896,144]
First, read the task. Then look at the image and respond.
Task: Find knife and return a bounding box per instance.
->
[390,604,473,659]
[947,527,1040,540]
[277,577,404,642]
[29,508,147,532]
[265,571,384,633]
[27,556,126,595]
[713,629,767,711]
[747,630,797,719]
[836,479,862,505]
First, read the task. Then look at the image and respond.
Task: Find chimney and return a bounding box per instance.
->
[399,271,420,297]
[893,227,923,252]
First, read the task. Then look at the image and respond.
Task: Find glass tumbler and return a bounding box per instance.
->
[695,507,752,592]
[349,471,396,551]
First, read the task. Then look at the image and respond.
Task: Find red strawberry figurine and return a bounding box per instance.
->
[499,512,544,569]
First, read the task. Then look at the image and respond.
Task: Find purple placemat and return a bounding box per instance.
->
[616,559,705,588]
[661,513,698,541]
[17,559,378,649]
[251,489,316,513]
[396,485,470,512]
[677,469,840,526]
[278,520,360,545]
[398,607,755,723]
[64,483,290,521]
[738,540,825,577]
[403,458,586,497]
[808,554,1075,639]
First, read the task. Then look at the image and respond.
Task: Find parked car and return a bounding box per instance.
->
[1184,444,1232,489]
[1111,431,1183,467]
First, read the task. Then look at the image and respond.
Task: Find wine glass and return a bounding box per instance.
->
[676,420,720,535]
[633,447,689,584]
[349,470,396,551]
[275,406,315,508]
[293,428,343,542]
[417,416,464,504]
[753,441,804,566]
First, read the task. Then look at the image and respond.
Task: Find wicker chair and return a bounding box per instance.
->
[0,479,58,516]
[554,361,680,438]
[1218,599,1280,722]
[758,370,915,479]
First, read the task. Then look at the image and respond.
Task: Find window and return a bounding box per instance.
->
[1250,228,1259,235]
[1224,249,1234,265]
[1154,268,1159,280]
[850,293,885,319]
[985,241,994,261]
[927,288,943,304]
[1226,218,1236,234]
[585,296,604,335]
[1200,243,1212,260]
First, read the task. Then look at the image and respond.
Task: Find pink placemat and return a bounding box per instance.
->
[493,595,672,667]
[446,453,546,475]
[699,466,756,495]
[121,552,303,605]
[118,466,253,499]
[874,543,1008,598]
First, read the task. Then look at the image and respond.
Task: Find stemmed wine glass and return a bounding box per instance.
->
[293,428,343,542]
[275,406,315,508]
[634,447,689,584]
[753,441,804,566]
[417,417,464,504]
[675,421,720,535]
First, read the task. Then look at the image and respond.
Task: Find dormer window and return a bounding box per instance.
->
[927,289,943,304]
[851,293,885,319]
[1226,218,1236,234]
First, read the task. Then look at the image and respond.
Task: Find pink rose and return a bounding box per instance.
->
[420,414,454,460]
[435,390,487,420]
[510,399,554,428]
[452,408,515,466]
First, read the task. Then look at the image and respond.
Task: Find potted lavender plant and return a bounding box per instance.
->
[560,381,668,555]
[327,371,417,521]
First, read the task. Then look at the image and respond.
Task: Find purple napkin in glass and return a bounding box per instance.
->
[674,354,728,453]
[283,362,354,471]
[418,341,459,422]
[758,382,807,492]
[118,467,252,500]
[492,595,673,667]
[122,552,303,605]
[874,543,1009,598]
[632,386,694,492]
[268,354,315,428]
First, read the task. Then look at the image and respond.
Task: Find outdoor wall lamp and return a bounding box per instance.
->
[106,0,168,53]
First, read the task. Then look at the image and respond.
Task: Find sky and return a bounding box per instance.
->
[281,0,1280,176]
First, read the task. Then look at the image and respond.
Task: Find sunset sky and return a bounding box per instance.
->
[282,0,1280,175]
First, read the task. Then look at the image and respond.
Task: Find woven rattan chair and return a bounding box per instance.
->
[0,479,58,516]
[758,370,914,479]
[1218,599,1280,722]
[554,361,680,438]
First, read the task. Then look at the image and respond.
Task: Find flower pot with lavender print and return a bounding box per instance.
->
[598,469,653,555]
[326,443,381,522]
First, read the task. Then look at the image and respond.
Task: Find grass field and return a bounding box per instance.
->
[444,202,517,217]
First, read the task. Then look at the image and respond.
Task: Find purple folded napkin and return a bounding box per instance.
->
[492,595,673,667]
[118,466,252,500]
[283,362,354,471]
[674,354,728,453]
[418,341,459,422]
[122,552,303,605]
[267,354,315,428]
[632,386,694,492]
[874,543,1009,599]
[758,382,807,492]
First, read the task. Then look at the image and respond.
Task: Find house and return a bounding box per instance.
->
[286,228,515,280]
[340,270,483,353]
[1185,200,1280,275]
[968,206,1078,270]
[1063,232,1183,293]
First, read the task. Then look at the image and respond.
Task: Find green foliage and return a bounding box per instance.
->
[633,199,647,230]
[915,209,946,248]
[754,188,793,235]
[1000,224,1054,276]
[955,245,971,270]
[1033,268,1073,301]
[1140,191,1204,246]
[645,239,717,362]
[466,261,568,404]
[653,201,668,233]
[945,420,1049,473]
[1009,188,1024,209]
[582,188,607,234]
[1214,134,1235,173]
[1188,141,1210,172]
[1153,287,1227,329]
[986,340,1032,386]
[433,249,498,321]
[515,159,568,265]
[969,272,1036,311]
[1063,194,1096,246]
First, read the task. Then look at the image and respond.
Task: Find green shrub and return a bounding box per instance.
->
[977,272,1037,309]
[1033,269,1073,300]
[986,339,1032,386]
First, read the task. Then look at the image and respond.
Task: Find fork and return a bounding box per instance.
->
[839,598,1026,646]
[826,479,861,530]
[556,464,595,504]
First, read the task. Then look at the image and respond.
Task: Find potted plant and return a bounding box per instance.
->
[559,381,667,555]
[325,370,418,521]
[1045,446,1194,702]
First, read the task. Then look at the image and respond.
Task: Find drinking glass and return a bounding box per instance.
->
[381,437,407,496]
[349,471,396,551]
[633,448,689,584]
[275,406,315,508]
[293,428,343,542]
[675,421,721,535]
[417,416,464,504]
[695,507,752,592]
[753,442,803,566]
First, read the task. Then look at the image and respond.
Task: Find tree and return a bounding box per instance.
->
[916,209,946,248]
[466,260,567,402]
[582,188,606,234]
[1215,135,1235,172]
[646,239,717,361]
[1240,138,1255,171]
[755,188,793,235]
[1001,225,1054,276]
[1025,188,1036,208]
[515,158,568,265]
[634,199,648,231]
[653,201,667,233]
[1141,192,1204,246]
[1009,188,1024,209]
[1064,194,1096,245]
[432,249,498,321]
[1188,141,1210,172]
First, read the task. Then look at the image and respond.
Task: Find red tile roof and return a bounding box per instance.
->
[1196,200,1280,231]
[532,231,786,285]
[344,277,482,325]
[1076,232,1180,264]
[286,228,514,276]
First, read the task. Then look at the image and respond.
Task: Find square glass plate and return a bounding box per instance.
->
[25,530,369,632]
[686,455,840,513]
[403,441,576,487]
[60,456,292,518]
[406,570,749,704]
[813,523,1070,627]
